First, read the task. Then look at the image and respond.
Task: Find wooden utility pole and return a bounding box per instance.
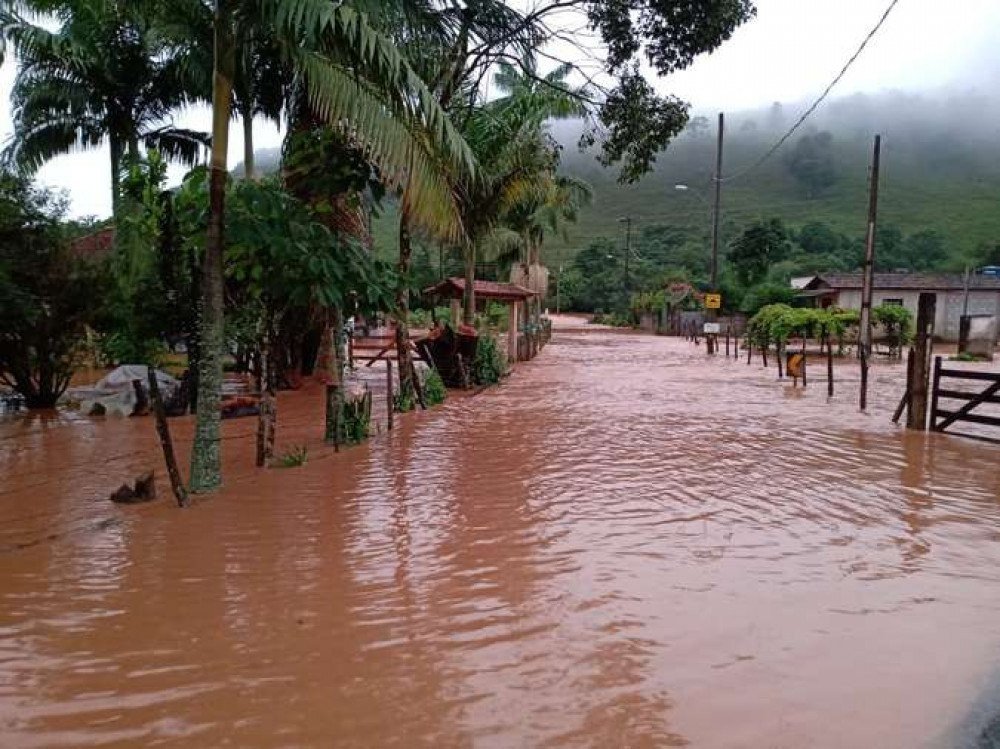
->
[859,134,881,411]
[707,112,725,355]
[907,292,936,430]
[620,216,633,297]
[556,265,563,314]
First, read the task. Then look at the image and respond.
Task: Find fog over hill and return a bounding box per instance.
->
[236,85,1000,269]
[540,85,1000,266]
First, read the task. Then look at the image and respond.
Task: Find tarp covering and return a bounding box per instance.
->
[74,365,178,417]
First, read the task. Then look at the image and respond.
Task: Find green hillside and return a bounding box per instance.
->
[260,90,1000,272]
[539,100,1000,269]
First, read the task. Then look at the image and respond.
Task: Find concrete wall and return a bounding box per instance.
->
[834,289,1000,342]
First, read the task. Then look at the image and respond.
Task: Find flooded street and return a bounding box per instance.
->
[3,317,1000,747]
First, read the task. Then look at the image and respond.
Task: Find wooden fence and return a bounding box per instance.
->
[930,356,1000,444]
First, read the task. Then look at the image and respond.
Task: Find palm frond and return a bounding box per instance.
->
[144,127,210,165]
[299,51,463,241]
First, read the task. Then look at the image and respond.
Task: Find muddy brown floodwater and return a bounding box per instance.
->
[3,316,1000,748]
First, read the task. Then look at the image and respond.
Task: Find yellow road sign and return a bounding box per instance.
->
[704,293,721,309]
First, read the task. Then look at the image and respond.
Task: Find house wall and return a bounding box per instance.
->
[832,289,1000,341]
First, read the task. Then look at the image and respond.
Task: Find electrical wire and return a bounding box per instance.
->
[719,0,903,184]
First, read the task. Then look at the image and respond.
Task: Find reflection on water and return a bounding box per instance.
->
[2,318,1000,748]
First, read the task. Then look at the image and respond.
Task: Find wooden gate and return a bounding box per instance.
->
[930,356,1000,444]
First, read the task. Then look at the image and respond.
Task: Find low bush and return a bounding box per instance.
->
[423,369,446,406]
[274,444,308,468]
[472,334,507,385]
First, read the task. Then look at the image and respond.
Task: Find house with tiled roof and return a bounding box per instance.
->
[796,272,1000,342]
[69,226,115,261]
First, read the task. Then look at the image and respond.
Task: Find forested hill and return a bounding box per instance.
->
[542,88,1000,268]
[241,88,1000,270]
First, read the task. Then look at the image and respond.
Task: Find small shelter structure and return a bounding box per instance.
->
[424,277,537,362]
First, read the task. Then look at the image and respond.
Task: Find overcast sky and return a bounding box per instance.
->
[2,0,999,219]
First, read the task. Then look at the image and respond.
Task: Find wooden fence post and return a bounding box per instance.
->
[801,335,808,388]
[893,349,914,424]
[386,360,394,431]
[907,292,936,430]
[827,334,834,397]
[147,369,188,507]
[929,356,942,432]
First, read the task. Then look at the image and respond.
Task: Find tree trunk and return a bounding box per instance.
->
[109,134,123,219]
[189,3,234,494]
[254,329,276,468]
[324,307,345,444]
[395,206,415,405]
[242,112,255,180]
[463,244,476,325]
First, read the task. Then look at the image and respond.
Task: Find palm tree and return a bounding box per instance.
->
[0,0,208,215]
[188,0,476,492]
[453,57,588,323]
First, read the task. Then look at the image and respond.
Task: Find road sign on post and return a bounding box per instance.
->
[704,293,721,310]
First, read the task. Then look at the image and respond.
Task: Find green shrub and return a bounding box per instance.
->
[423,369,447,406]
[393,388,416,413]
[408,306,452,329]
[274,444,308,468]
[472,334,507,385]
[342,390,372,444]
[591,312,633,327]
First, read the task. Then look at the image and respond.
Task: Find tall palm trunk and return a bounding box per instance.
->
[242,112,255,180]
[190,2,234,493]
[395,202,415,403]
[109,134,123,218]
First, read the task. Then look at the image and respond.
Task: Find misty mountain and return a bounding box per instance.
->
[235,87,1000,268]
[541,87,1000,267]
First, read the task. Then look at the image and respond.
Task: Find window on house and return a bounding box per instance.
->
[883,298,903,306]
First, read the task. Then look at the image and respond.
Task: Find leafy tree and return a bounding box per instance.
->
[728,218,792,288]
[784,131,836,198]
[901,230,947,271]
[0,173,108,408]
[796,222,849,258]
[188,0,476,493]
[739,283,799,315]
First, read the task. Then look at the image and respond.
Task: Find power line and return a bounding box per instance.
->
[720,0,903,184]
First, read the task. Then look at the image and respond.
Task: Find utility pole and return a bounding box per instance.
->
[710,112,723,291]
[556,264,563,314]
[859,134,881,411]
[962,265,971,317]
[620,216,633,298]
[707,112,724,355]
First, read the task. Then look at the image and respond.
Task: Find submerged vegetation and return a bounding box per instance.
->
[0,0,760,494]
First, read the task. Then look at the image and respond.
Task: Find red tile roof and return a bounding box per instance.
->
[424,277,536,301]
[70,226,115,261]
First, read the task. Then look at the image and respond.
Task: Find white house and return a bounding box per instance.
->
[796,273,1000,342]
